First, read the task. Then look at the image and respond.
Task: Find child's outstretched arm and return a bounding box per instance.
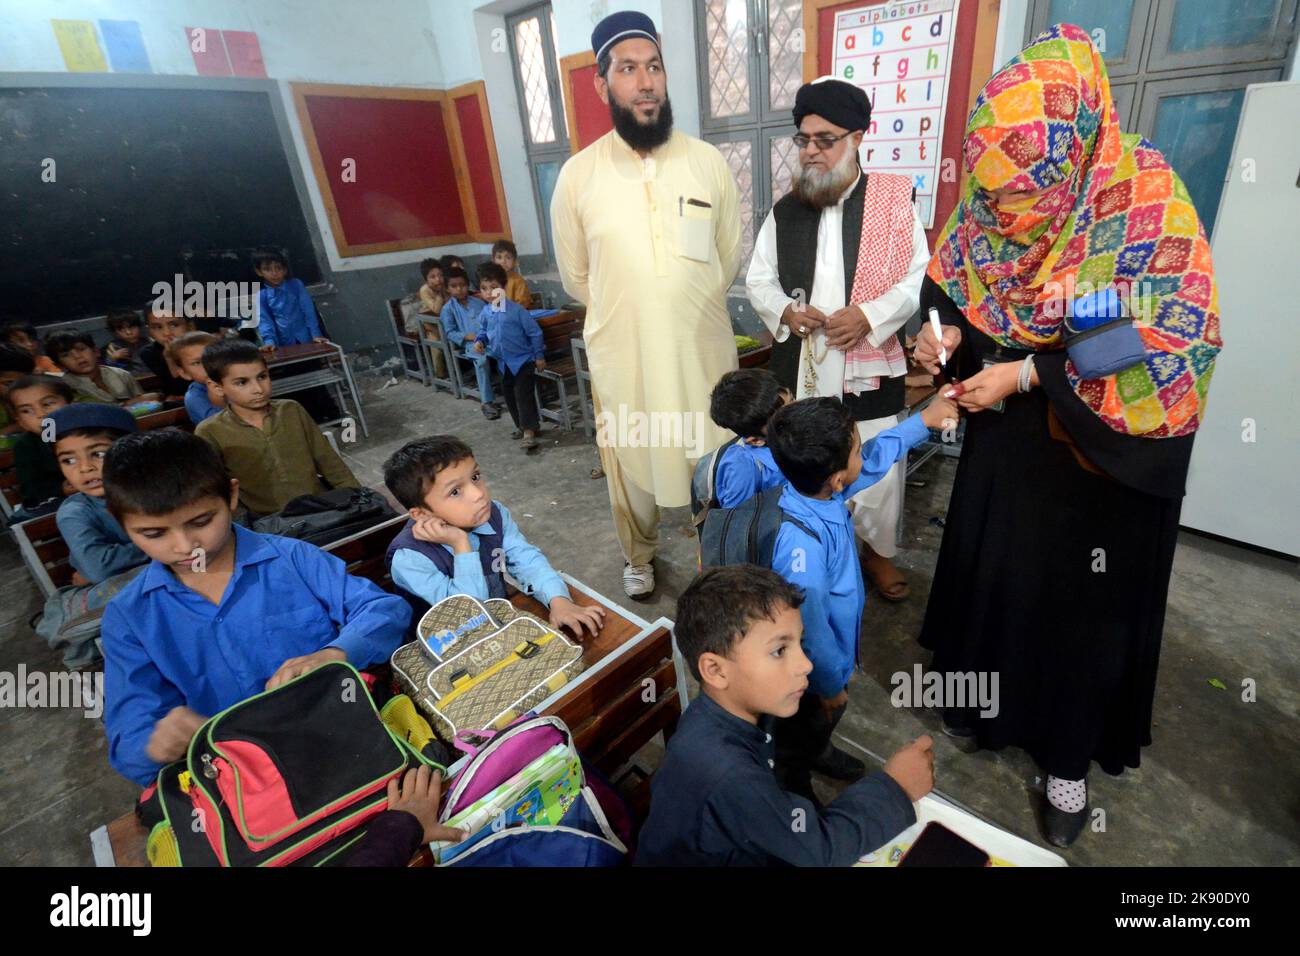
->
[842,397,956,498]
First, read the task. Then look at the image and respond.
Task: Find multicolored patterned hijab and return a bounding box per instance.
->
[928,23,1221,438]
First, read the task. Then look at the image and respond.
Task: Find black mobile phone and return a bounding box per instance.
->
[897,822,991,867]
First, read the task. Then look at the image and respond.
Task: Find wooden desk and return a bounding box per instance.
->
[92,577,682,867]
[263,341,369,438]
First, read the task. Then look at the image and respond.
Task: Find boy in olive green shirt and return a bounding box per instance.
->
[195,338,358,517]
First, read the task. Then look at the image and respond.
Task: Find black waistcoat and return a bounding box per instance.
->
[770,174,906,422]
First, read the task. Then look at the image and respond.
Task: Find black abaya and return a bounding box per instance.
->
[918,277,1193,779]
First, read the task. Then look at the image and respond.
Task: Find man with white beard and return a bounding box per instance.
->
[747,77,929,607]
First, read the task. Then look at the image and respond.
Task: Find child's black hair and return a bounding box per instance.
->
[766,397,856,496]
[709,369,788,439]
[1,320,38,344]
[674,565,804,682]
[440,255,465,272]
[475,261,508,287]
[0,344,36,375]
[491,239,518,259]
[106,308,144,333]
[5,374,75,406]
[444,266,469,285]
[419,257,443,279]
[383,435,476,510]
[43,331,96,365]
[201,337,266,384]
[251,249,288,271]
[103,429,232,520]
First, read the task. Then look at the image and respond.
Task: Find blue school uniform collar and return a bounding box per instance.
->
[137,523,277,594]
[692,690,774,752]
[780,481,852,518]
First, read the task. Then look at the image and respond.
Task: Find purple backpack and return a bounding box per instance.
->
[433,716,634,866]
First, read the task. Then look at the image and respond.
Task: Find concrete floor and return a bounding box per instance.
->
[1,370,1296,866]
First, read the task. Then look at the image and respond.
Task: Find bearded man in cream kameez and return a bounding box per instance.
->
[551,11,742,599]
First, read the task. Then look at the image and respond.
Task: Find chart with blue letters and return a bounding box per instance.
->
[832,0,960,227]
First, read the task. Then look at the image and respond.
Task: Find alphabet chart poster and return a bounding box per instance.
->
[831,0,960,227]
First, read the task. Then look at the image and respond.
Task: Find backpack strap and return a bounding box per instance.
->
[705,437,745,510]
[779,512,821,545]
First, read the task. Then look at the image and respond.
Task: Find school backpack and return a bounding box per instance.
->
[698,484,820,569]
[690,437,745,527]
[137,661,444,867]
[251,487,396,547]
[432,715,631,867]
[35,564,145,670]
[390,594,585,744]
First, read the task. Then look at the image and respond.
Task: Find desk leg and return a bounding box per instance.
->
[337,348,369,438]
[90,825,116,867]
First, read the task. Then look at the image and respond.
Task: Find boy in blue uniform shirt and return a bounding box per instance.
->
[766,394,956,800]
[382,435,604,637]
[441,267,500,420]
[475,262,545,452]
[636,565,933,866]
[253,250,326,348]
[50,404,147,585]
[706,368,791,508]
[168,331,223,424]
[100,429,410,787]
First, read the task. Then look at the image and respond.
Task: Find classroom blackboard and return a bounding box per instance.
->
[0,85,321,325]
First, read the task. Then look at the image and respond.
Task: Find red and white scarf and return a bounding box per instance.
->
[841,172,914,393]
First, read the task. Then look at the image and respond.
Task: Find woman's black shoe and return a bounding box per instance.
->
[1043,799,1088,848]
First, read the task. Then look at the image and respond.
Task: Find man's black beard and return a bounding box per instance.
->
[609,94,674,152]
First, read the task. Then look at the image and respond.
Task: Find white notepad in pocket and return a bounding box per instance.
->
[678,198,714,263]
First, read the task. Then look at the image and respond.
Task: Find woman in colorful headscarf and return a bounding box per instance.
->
[913,24,1221,848]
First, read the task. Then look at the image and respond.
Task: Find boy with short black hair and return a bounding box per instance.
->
[0,344,37,433]
[49,403,146,584]
[45,331,158,406]
[104,308,151,374]
[6,374,77,518]
[441,266,500,420]
[476,261,545,452]
[636,564,933,866]
[1,321,62,375]
[167,331,223,424]
[138,307,193,399]
[252,250,328,349]
[764,395,956,800]
[705,368,792,508]
[196,338,359,517]
[382,435,603,636]
[100,428,411,786]
[491,239,532,307]
[417,257,446,318]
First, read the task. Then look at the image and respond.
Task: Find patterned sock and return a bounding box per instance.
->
[1046,775,1087,813]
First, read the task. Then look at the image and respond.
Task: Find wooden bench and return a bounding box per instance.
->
[91,514,684,867]
[535,308,586,431]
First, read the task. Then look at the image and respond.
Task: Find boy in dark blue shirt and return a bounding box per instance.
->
[704,368,791,508]
[50,403,146,585]
[253,250,326,348]
[475,262,545,452]
[99,429,410,787]
[766,394,956,800]
[636,565,933,866]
